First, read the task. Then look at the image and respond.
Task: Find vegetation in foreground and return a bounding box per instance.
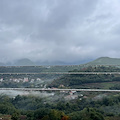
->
[0,66,120,119]
[0,92,120,120]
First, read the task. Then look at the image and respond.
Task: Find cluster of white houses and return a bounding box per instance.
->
[0,77,43,83]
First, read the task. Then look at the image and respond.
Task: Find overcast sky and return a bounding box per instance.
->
[0,0,120,63]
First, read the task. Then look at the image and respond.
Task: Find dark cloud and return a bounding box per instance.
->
[0,0,120,63]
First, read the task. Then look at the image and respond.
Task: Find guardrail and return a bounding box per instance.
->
[0,88,120,92]
[0,72,120,74]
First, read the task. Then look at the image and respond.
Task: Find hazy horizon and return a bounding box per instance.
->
[0,0,120,63]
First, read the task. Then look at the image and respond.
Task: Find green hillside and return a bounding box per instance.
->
[48,66,120,88]
[15,58,36,66]
[1,57,120,73]
[86,57,120,65]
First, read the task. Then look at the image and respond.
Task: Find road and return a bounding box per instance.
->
[0,88,120,92]
[0,72,120,74]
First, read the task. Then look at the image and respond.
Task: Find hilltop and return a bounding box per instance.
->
[86,57,120,65]
[14,58,36,66]
[1,56,120,68]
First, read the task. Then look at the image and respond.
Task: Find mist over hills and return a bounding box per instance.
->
[14,58,36,66]
[0,62,5,66]
[0,57,120,66]
[0,58,92,66]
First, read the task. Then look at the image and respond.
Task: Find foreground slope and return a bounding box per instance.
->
[48,66,120,88]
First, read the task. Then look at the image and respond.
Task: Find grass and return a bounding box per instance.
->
[78,81,120,89]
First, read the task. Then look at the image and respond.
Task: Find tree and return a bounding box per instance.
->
[69,108,104,120]
[49,109,65,120]
[34,108,50,120]
[11,111,20,120]
[61,115,70,120]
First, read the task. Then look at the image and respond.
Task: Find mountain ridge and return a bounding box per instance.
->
[1,57,120,66]
[14,58,36,66]
[86,57,120,65]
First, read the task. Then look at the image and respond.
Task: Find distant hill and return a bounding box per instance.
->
[1,56,120,67]
[86,57,120,65]
[14,58,36,66]
[0,62,5,66]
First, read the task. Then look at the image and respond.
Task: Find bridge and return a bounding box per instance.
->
[0,65,120,67]
[0,72,120,75]
[0,88,120,92]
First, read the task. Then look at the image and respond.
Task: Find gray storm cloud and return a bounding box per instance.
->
[0,0,120,63]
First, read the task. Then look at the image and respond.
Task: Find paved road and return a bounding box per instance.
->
[0,65,120,67]
[0,88,120,92]
[0,72,120,74]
